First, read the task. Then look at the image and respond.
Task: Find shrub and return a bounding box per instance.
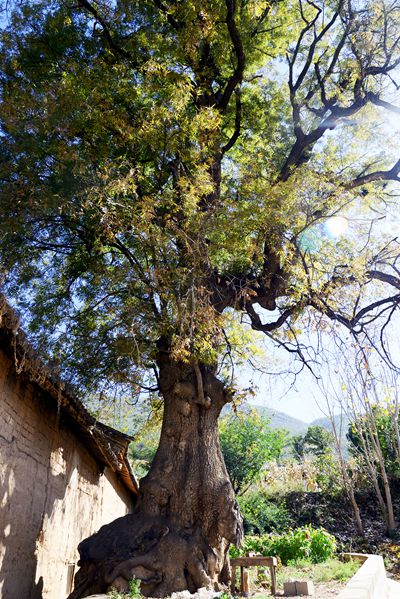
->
[230,525,337,565]
[238,491,289,534]
[309,527,337,563]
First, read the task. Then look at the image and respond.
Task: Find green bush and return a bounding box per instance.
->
[238,491,289,534]
[309,527,337,563]
[230,525,337,565]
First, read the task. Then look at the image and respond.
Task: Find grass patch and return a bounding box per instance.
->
[275,557,359,586]
[251,558,359,594]
[312,558,360,583]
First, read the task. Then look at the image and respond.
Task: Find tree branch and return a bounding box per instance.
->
[370,93,400,115]
[245,302,295,332]
[221,88,242,154]
[346,159,400,189]
[216,0,246,112]
[76,0,134,61]
[368,269,400,290]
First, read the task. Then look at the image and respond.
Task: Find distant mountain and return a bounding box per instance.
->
[225,403,351,441]
[224,403,351,453]
[311,414,350,437]
[249,405,350,438]
[252,405,351,455]
[253,405,309,435]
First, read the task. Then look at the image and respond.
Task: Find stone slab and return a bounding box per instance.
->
[295,580,315,595]
[283,581,297,596]
[283,580,314,596]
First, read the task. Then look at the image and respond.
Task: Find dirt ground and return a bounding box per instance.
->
[253,579,348,598]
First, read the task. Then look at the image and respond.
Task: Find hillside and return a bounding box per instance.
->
[312,414,350,436]
[253,405,309,435]
[250,405,350,439]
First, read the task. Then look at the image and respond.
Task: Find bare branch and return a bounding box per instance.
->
[245,301,295,332]
[368,269,400,290]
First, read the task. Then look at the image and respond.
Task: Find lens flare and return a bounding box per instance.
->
[325,216,348,237]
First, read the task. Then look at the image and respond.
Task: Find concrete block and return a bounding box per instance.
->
[284,580,315,596]
[296,580,315,595]
[283,581,297,596]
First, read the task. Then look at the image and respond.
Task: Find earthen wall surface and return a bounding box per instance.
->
[0,346,134,599]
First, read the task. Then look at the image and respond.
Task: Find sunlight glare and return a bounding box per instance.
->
[325,216,348,238]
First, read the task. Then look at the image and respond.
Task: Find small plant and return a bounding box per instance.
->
[230,525,337,565]
[108,577,142,598]
[309,528,337,563]
[129,577,142,598]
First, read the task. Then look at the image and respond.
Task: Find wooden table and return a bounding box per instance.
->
[230,556,278,596]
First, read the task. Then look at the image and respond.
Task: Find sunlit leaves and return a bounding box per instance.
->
[0,0,399,402]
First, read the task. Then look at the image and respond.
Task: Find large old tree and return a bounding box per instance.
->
[1,0,400,596]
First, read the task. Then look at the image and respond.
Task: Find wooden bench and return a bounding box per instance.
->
[230,556,278,596]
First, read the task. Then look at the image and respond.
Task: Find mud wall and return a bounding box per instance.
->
[0,346,134,599]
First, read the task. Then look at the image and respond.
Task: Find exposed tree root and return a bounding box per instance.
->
[67,512,237,598]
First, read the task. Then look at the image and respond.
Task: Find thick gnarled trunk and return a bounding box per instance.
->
[68,354,243,598]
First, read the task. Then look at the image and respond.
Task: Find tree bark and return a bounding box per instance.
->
[67,352,243,598]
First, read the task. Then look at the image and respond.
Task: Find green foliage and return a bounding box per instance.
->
[108,577,142,598]
[0,0,398,407]
[129,428,160,479]
[304,426,334,458]
[238,489,290,534]
[314,452,343,496]
[291,426,334,462]
[230,526,337,565]
[128,577,142,598]
[127,402,163,478]
[348,406,400,479]
[219,410,288,494]
[292,435,305,461]
[308,528,338,563]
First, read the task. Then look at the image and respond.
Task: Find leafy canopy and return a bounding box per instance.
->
[0,0,399,402]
